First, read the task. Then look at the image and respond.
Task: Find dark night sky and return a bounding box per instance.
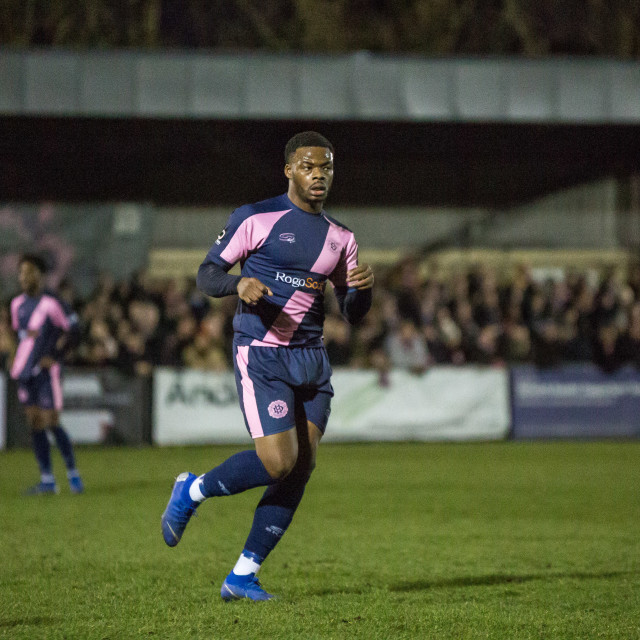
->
[2,117,639,208]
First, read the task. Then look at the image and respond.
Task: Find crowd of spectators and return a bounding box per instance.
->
[2,257,640,379]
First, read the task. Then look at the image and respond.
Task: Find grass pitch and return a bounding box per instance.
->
[1,440,639,639]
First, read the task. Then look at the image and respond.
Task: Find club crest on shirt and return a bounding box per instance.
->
[267,399,289,419]
[215,229,226,245]
[279,232,296,243]
[330,241,338,251]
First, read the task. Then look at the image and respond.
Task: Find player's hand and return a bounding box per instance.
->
[237,277,273,306]
[39,356,54,369]
[347,264,374,290]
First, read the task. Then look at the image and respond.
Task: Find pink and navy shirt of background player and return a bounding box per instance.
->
[199,193,371,347]
[10,291,79,382]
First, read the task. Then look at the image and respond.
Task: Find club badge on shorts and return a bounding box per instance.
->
[267,400,289,419]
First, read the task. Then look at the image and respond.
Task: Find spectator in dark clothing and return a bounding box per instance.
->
[5,258,640,378]
[323,314,353,366]
[592,323,627,373]
[618,302,640,368]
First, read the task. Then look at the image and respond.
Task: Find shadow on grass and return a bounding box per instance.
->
[305,570,636,598]
[0,616,59,629]
[81,478,164,496]
[389,569,637,592]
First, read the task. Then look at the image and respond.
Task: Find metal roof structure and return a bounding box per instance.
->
[1,50,639,123]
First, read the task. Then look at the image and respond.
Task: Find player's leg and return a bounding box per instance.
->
[19,374,57,494]
[220,347,333,600]
[23,403,58,495]
[161,344,297,548]
[245,419,321,559]
[41,364,83,493]
[161,428,297,548]
[200,426,298,497]
[196,345,303,496]
[221,419,322,601]
[45,410,84,495]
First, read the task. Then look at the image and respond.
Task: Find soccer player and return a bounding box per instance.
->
[161,131,374,600]
[10,254,84,495]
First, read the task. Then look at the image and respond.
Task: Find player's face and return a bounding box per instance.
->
[285,146,334,213]
[18,261,42,295]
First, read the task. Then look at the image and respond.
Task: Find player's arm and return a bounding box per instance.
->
[197,261,272,305]
[333,277,373,325]
[197,260,243,298]
[51,306,80,364]
[41,298,79,367]
[7,300,24,377]
[347,264,374,290]
[330,237,374,325]
[197,208,273,305]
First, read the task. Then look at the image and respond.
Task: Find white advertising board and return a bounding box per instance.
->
[328,367,510,441]
[153,366,510,445]
[153,368,246,445]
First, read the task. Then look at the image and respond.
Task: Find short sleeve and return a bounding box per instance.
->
[329,233,359,288]
[46,297,71,331]
[203,208,252,268]
[10,297,20,331]
[203,206,291,269]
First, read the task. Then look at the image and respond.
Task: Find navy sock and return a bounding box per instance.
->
[201,450,276,498]
[51,425,76,470]
[32,430,52,475]
[243,470,309,561]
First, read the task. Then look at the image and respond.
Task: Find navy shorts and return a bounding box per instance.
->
[233,343,333,438]
[17,365,63,411]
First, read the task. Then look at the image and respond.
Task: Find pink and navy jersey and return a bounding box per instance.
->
[203,193,360,347]
[10,291,79,381]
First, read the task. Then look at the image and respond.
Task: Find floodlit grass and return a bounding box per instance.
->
[1,440,639,639]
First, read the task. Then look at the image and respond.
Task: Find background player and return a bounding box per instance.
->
[10,254,84,495]
[161,131,374,600]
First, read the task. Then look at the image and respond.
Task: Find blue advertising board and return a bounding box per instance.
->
[511,364,640,439]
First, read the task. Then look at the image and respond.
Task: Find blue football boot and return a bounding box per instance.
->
[68,474,84,494]
[220,572,276,601]
[161,472,198,547]
[24,480,59,496]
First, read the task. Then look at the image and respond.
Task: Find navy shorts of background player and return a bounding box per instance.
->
[10,253,83,495]
[161,130,374,602]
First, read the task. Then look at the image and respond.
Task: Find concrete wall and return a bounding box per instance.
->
[152,178,623,255]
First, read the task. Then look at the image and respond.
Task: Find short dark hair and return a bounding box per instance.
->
[284,131,334,163]
[19,253,48,274]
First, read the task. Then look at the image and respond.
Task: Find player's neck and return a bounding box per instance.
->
[287,190,323,214]
[24,285,42,298]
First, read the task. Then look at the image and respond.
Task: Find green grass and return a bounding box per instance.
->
[1,440,640,639]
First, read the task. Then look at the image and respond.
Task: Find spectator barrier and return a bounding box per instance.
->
[153,366,511,445]
[511,363,640,439]
[5,364,640,448]
[5,368,151,448]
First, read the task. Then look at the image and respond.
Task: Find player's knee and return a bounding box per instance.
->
[28,414,44,430]
[260,450,298,480]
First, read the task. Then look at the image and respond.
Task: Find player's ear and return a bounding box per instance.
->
[284,164,292,179]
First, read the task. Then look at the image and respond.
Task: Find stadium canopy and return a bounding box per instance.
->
[1,51,639,207]
[1,50,639,123]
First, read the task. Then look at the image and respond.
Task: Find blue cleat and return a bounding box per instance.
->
[24,480,59,496]
[161,472,198,547]
[220,572,276,601]
[69,475,84,494]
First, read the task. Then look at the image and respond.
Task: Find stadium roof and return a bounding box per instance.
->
[1,50,639,123]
